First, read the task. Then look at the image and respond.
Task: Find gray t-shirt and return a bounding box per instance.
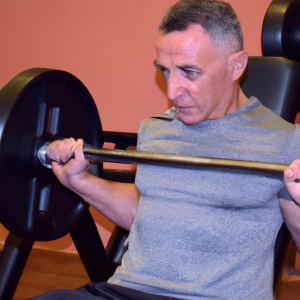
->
[109,97,300,300]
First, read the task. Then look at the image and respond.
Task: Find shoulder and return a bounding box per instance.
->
[281,123,300,161]
[238,97,294,129]
[136,107,179,149]
[138,107,177,135]
[246,98,300,162]
[252,99,300,163]
[142,107,178,126]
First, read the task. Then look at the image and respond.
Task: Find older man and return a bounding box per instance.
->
[31,0,300,299]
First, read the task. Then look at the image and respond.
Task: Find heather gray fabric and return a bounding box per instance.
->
[109,97,300,300]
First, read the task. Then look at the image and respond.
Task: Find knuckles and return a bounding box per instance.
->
[284,160,300,182]
[46,138,77,162]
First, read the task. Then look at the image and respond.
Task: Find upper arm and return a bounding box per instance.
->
[279,198,300,250]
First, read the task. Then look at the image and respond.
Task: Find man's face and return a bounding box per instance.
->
[155,24,234,125]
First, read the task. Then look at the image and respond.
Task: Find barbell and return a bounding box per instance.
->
[0,68,293,243]
[37,142,290,173]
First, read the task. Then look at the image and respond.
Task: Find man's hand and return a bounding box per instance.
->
[46,138,90,190]
[46,138,140,231]
[284,159,300,206]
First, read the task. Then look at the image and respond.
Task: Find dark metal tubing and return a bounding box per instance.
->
[106,226,129,271]
[103,131,137,150]
[70,210,113,282]
[0,232,34,300]
[102,169,136,184]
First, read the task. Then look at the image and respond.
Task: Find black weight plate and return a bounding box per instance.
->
[262,0,300,63]
[261,0,292,57]
[282,0,300,63]
[0,68,103,241]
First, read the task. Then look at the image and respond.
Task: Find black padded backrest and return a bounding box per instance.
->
[241,56,300,293]
[240,56,300,123]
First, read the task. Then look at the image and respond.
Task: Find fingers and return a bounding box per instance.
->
[46,138,91,189]
[46,138,77,164]
[71,139,85,162]
[284,159,300,183]
[69,139,90,170]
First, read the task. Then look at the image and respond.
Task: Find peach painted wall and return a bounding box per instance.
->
[0,0,273,250]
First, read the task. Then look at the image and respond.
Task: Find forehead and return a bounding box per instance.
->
[156,24,219,64]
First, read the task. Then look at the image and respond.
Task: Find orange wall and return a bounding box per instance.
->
[0,0,272,250]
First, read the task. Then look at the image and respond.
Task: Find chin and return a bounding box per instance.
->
[179,115,202,125]
[176,109,205,125]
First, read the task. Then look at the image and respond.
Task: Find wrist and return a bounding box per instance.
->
[68,170,93,193]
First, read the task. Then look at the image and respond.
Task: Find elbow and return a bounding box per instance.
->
[126,205,137,231]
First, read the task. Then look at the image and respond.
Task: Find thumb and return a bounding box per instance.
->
[284,167,295,183]
[71,139,85,161]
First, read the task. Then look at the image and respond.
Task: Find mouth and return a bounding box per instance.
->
[175,106,194,114]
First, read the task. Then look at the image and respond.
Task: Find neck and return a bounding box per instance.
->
[224,85,248,115]
[235,86,248,109]
[207,84,248,121]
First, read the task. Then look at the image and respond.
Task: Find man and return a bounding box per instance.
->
[30,0,300,299]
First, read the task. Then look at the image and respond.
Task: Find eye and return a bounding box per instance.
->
[159,67,170,80]
[185,70,197,76]
[180,68,200,80]
[182,69,198,77]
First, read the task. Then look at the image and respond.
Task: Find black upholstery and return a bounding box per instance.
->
[240,56,300,122]
[241,56,300,292]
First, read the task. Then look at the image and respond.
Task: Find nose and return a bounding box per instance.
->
[167,73,184,101]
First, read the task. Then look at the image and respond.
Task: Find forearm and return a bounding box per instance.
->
[279,198,300,251]
[47,138,140,231]
[281,160,300,250]
[69,172,140,231]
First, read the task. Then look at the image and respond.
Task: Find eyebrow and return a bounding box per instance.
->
[153,60,163,69]
[153,60,202,72]
[178,64,202,72]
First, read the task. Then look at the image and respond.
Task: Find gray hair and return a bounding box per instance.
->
[159,0,243,52]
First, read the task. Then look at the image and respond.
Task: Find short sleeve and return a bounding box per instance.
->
[136,119,146,152]
[278,187,293,201]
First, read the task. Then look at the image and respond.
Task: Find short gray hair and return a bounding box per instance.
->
[159,0,243,52]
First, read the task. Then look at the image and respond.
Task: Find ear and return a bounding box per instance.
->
[228,51,248,81]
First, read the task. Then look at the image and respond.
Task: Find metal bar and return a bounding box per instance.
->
[83,146,289,173]
[38,142,290,172]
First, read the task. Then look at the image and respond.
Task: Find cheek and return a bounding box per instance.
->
[186,68,229,108]
[210,69,229,100]
[183,81,212,109]
[191,79,220,107]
